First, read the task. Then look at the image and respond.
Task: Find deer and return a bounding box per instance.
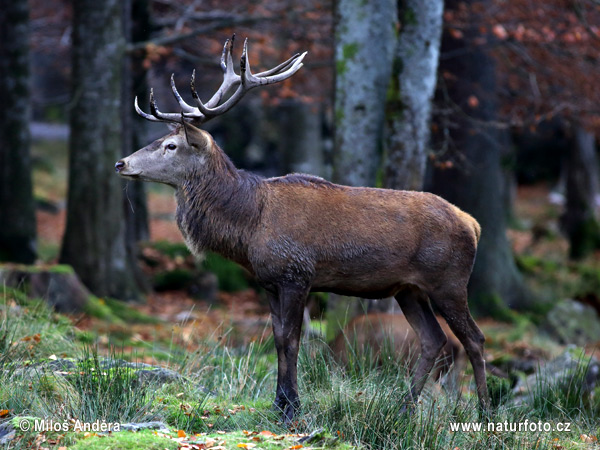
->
[115,36,490,421]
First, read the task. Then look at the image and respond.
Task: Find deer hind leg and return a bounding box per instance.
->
[394,285,448,404]
[429,288,489,413]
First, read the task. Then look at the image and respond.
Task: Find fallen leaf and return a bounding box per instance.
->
[259,430,275,437]
[581,434,597,444]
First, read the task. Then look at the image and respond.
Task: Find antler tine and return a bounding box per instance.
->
[134,96,164,122]
[193,39,307,119]
[136,37,306,124]
[254,52,302,78]
[202,35,242,109]
[148,88,185,122]
[170,74,200,114]
[245,50,307,87]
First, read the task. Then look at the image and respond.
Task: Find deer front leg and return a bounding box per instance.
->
[268,286,307,422]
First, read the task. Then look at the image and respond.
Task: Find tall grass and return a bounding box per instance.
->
[2,287,598,450]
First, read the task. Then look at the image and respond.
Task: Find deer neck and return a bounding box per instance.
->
[175,152,262,269]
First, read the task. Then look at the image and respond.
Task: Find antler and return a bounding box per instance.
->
[135,35,307,125]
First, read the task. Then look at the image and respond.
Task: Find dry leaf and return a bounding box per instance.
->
[259,430,275,437]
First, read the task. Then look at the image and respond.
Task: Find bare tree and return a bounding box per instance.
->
[0,0,37,264]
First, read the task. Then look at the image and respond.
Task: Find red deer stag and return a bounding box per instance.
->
[116,36,489,421]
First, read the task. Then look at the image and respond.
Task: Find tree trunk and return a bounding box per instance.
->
[329,0,397,339]
[333,0,396,186]
[277,99,324,177]
[0,0,37,263]
[124,0,150,245]
[429,0,528,314]
[384,0,444,192]
[560,122,600,259]
[122,0,150,292]
[60,0,140,300]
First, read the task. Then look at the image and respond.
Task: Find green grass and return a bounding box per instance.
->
[68,430,179,450]
[2,287,599,450]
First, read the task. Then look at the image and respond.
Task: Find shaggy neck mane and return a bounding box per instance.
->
[175,145,263,267]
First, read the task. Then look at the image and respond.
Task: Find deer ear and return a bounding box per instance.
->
[181,121,210,150]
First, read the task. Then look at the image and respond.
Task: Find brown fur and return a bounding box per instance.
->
[117,123,489,420]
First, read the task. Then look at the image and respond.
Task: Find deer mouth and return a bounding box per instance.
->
[119,171,142,180]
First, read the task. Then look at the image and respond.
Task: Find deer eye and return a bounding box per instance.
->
[166,143,177,150]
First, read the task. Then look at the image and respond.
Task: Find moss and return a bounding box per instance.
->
[151,241,191,259]
[104,297,161,324]
[68,429,179,450]
[336,59,347,76]
[83,296,123,324]
[342,42,359,61]
[202,252,250,292]
[48,264,75,275]
[402,6,417,27]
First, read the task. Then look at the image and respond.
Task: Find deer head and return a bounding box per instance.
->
[115,35,307,186]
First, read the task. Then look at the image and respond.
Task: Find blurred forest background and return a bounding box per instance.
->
[1,0,600,349]
[2,1,600,448]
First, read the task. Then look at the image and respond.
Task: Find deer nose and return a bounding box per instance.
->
[115,160,125,172]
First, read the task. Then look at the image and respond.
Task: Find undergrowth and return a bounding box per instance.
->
[1,288,598,449]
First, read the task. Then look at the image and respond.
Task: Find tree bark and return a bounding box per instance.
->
[329,0,397,338]
[122,0,151,292]
[124,0,151,246]
[560,122,600,259]
[0,0,37,263]
[277,99,324,177]
[430,0,528,314]
[333,0,396,186]
[384,0,444,192]
[60,0,140,300]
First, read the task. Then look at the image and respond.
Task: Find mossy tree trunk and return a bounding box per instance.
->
[384,0,444,192]
[60,0,140,300]
[0,0,37,264]
[329,0,396,339]
[430,0,528,314]
[560,122,600,259]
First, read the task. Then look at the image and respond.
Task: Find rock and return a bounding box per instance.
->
[544,299,600,346]
[0,264,90,313]
[513,347,600,400]
[188,271,219,303]
[135,368,184,385]
[0,421,15,445]
[119,421,171,433]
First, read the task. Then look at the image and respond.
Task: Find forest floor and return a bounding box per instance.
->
[4,139,597,449]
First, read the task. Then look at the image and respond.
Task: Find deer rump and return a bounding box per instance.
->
[332,313,466,381]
